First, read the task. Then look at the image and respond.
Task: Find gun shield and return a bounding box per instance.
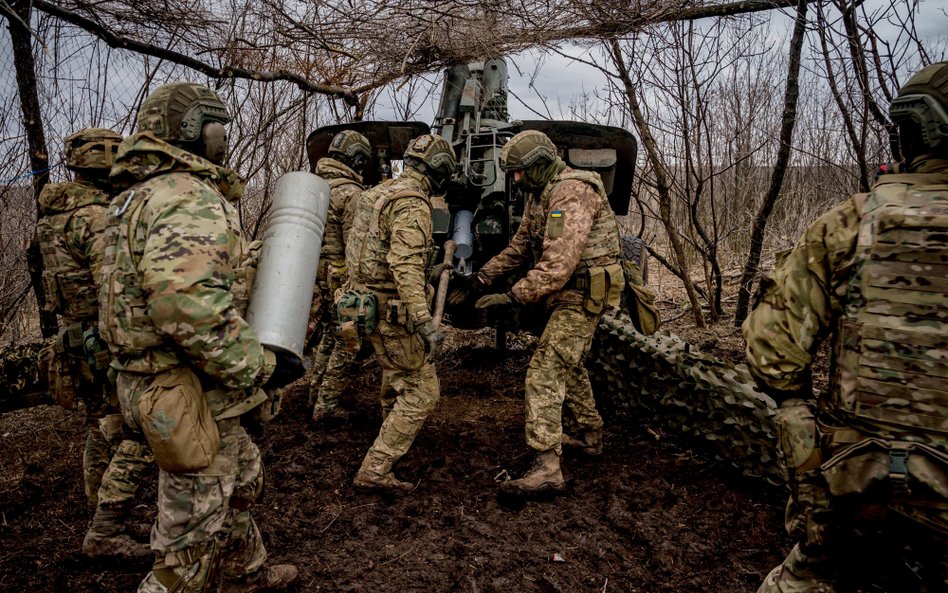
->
[247,172,330,358]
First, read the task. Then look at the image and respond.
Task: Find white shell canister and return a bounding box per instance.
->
[247,172,330,358]
[451,209,474,260]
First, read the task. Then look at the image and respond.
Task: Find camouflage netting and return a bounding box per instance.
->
[589,312,782,486]
[0,340,51,412]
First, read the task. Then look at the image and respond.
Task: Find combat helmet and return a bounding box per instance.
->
[499,130,556,172]
[328,130,372,170]
[890,61,948,160]
[403,134,457,189]
[64,128,122,174]
[137,82,231,163]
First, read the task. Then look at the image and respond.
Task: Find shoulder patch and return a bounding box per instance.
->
[550,210,563,218]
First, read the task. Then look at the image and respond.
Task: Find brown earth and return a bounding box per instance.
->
[0,326,787,593]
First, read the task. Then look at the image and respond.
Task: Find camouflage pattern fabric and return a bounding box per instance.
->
[97,437,154,512]
[744,157,948,592]
[526,304,604,454]
[101,132,274,592]
[307,157,363,411]
[0,342,47,402]
[36,178,127,508]
[345,166,440,476]
[477,165,620,306]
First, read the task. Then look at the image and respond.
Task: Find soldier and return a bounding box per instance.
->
[743,62,948,592]
[345,134,457,493]
[308,130,371,423]
[452,130,622,495]
[35,128,152,557]
[99,82,303,593]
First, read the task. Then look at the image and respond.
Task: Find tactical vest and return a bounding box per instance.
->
[99,175,254,371]
[36,181,110,321]
[316,158,363,261]
[346,176,432,291]
[527,169,620,268]
[832,173,948,445]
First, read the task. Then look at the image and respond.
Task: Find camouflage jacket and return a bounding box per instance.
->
[99,132,274,390]
[478,166,620,305]
[345,167,434,326]
[36,179,111,323]
[743,158,948,406]
[314,157,363,265]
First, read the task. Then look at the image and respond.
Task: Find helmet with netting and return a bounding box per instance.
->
[137,82,231,144]
[403,134,457,180]
[64,128,122,173]
[890,61,948,156]
[499,130,556,172]
[329,130,372,167]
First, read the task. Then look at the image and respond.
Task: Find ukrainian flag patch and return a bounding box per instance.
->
[550,210,563,218]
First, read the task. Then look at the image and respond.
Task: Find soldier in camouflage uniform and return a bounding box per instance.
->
[308,130,371,423]
[345,134,457,494]
[99,82,303,593]
[744,63,948,592]
[35,128,153,557]
[458,130,622,495]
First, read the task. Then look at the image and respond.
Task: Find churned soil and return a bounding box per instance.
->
[0,328,787,593]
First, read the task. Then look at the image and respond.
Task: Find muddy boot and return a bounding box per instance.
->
[499,450,565,496]
[82,507,151,559]
[353,469,414,494]
[562,427,603,456]
[221,564,299,593]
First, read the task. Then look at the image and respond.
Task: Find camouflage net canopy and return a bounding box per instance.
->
[34,0,801,101]
[0,341,50,412]
[589,312,781,485]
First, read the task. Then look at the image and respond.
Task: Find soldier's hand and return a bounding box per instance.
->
[475,292,513,310]
[428,263,452,285]
[416,320,443,358]
[447,274,487,306]
[263,349,305,389]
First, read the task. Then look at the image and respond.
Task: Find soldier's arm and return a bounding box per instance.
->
[742,197,861,402]
[66,203,109,289]
[340,185,362,246]
[511,180,599,304]
[386,196,434,325]
[477,200,534,286]
[139,180,271,389]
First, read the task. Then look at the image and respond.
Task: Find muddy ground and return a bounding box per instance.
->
[0,329,787,593]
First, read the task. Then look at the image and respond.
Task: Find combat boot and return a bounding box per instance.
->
[499,450,565,495]
[221,564,299,593]
[82,507,150,559]
[562,427,603,456]
[353,469,414,494]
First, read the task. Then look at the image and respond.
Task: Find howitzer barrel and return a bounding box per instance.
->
[247,172,330,359]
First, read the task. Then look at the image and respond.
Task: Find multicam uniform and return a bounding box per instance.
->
[100,132,277,591]
[743,157,948,591]
[478,164,621,454]
[36,178,150,508]
[308,157,363,414]
[345,167,438,477]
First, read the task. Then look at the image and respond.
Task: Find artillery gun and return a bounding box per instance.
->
[306,58,643,338]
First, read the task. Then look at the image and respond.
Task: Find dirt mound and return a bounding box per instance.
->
[0,338,786,592]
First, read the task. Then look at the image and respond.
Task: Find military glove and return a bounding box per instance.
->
[447,274,487,306]
[428,263,453,285]
[263,349,305,390]
[416,320,443,358]
[475,292,514,310]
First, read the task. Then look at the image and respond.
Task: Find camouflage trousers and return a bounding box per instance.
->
[525,304,604,454]
[760,465,948,592]
[309,327,357,414]
[81,382,120,508]
[117,372,268,593]
[359,317,440,476]
[96,436,153,510]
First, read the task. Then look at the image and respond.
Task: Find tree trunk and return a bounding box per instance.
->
[6,1,57,338]
[609,38,705,328]
[734,0,809,325]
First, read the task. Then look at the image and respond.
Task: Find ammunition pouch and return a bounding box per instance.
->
[336,288,378,352]
[138,367,220,473]
[82,326,112,377]
[98,413,125,442]
[40,338,78,410]
[775,400,822,485]
[566,263,624,315]
[821,438,948,503]
[621,261,660,335]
